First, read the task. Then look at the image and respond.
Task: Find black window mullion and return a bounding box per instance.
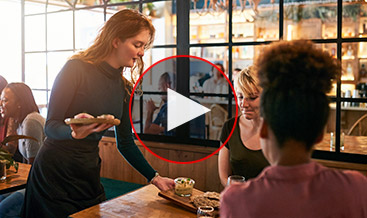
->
[335,0,343,153]
[227,0,233,119]
[176,0,190,138]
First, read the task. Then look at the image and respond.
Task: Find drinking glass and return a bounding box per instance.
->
[197,206,214,218]
[0,160,6,181]
[227,175,245,186]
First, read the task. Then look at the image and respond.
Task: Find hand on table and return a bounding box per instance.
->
[151,176,175,191]
[69,113,114,139]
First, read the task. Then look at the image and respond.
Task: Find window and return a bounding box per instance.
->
[2,0,364,163]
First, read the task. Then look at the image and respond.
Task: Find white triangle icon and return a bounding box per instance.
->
[167,88,210,131]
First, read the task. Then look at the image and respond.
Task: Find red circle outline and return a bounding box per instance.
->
[129,55,238,164]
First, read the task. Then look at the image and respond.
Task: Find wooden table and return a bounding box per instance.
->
[314,134,367,155]
[0,163,31,194]
[70,184,196,218]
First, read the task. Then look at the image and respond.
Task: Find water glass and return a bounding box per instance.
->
[0,160,6,181]
[197,206,214,218]
[227,175,245,186]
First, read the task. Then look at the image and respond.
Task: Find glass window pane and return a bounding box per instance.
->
[47,0,72,13]
[146,1,175,46]
[284,0,337,40]
[25,15,46,52]
[315,111,336,152]
[0,0,22,82]
[32,90,48,106]
[144,47,176,70]
[132,95,141,134]
[76,0,105,8]
[25,53,46,89]
[343,2,365,38]
[192,99,229,140]
[142,58,176,92]
[319,104,367,155]
[234,0,279,42]
[47,11,73,50]
[25,0,46,15]
[48,51,74,89]
[75,9,105,50]
[190,4,227,44]
[190,47,228,95]
[142,94,177,136]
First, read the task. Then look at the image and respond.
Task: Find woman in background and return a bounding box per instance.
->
[22,9,174,218]
[0,82,45,164]
[0,76,20,164]
[0,75,8,142]
[203,63,227,94]
[218,67,269,187]
[0,82,45,218]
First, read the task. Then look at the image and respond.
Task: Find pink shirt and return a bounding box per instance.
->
[220,161,367,218]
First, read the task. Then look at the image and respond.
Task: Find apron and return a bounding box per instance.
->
[21,138,106,218]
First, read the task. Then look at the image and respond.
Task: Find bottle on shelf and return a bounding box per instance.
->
[347,45,353,57]
[344,90,351,107]
[359,64,367,79]
[346,63,354,80]
[352,89,360,107]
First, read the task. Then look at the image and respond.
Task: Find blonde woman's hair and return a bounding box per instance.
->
[234,66,261,96]
[70,9,155,95]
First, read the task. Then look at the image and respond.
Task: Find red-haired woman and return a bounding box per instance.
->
[22,9,174,218]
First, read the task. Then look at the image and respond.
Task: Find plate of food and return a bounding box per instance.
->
[64,116,120,126]
[158,177,220,216]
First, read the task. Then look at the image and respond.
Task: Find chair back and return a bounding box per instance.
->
[347,113,367,136]
[208,104,228,140]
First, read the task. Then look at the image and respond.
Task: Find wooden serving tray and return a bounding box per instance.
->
[158,188,204,213]
[64,118,120,126]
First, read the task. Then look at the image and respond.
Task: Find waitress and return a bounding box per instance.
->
[22,9,174,218]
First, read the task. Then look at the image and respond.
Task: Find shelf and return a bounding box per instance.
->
[342,56,355,60]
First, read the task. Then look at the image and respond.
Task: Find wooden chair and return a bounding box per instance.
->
[347,113,367,136]
[208,104,228,140]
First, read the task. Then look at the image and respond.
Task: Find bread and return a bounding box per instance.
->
[190,191,220,209]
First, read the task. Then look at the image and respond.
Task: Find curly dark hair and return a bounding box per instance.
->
[254,40,340,150]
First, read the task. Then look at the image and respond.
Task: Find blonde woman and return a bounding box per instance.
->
[22,9,174,217]
[218,67,269,187]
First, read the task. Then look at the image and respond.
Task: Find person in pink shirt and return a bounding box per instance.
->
[220,40,367,218]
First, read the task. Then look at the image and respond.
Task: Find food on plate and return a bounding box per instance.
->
[97,114,115,119]
[64,114,120,126]
[190,191,220,209]
[174,177,195,197]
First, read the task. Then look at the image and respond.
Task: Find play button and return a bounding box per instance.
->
[167,88,210,131]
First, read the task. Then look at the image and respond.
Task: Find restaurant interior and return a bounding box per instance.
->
[0,0,366,216]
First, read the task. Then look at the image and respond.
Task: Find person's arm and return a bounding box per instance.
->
[218,146,232,187]
[21,116,44,164]
[219,119,232,187]
[116,97,174,191]
[144,99,164,134]
[44,60,82,140]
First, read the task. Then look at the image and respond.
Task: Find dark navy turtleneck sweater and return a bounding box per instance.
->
[45,59,156,181]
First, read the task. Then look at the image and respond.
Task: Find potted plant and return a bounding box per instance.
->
[0,135,38,175]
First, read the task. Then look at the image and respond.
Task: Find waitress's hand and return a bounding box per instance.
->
[69,113,114,139]
[151,176,175,191]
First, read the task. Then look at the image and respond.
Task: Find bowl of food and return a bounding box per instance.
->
[174,177,195,197]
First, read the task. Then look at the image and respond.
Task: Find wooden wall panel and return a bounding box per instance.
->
[99,137,366,193]
[98,137,223,192]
